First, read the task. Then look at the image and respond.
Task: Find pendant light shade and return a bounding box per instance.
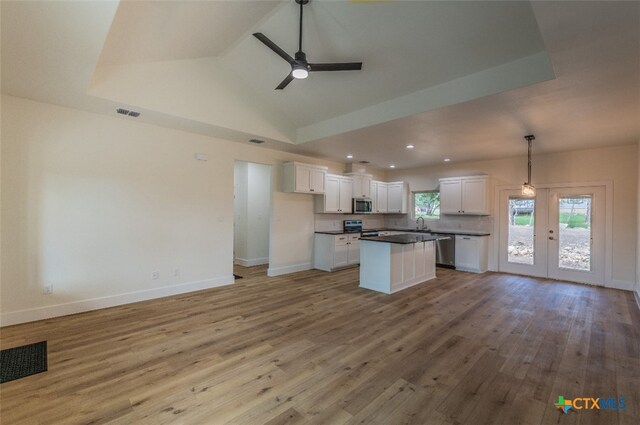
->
[521,134,536,197]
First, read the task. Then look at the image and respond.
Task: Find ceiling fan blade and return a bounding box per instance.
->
[275,74,295,90]
[309,62,363,72]
[253,33,295,64]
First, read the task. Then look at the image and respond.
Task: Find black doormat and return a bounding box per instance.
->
[233,274,243,279]
[0,341,48,383]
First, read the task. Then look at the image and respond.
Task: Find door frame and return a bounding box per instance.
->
[493,181,614,288]
[233,160,274,269]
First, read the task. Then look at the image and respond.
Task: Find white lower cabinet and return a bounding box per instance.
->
[455,235,489,273]
[314,233,361,271]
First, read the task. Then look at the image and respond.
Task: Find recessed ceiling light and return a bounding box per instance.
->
[346,154,353,159]
[406,145,414,149]
[390,165,396,168]
[444,158,451,162]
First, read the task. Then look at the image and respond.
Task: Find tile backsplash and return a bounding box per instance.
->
[315,213,493,233]
[385,214,494,233]
[314,214,385,231]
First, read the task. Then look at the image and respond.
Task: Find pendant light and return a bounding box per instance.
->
[521,134,536,196]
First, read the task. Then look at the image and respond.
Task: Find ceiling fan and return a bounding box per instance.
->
[253,0,363,90]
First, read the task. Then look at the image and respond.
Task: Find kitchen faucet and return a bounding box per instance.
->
[416,217,425,231]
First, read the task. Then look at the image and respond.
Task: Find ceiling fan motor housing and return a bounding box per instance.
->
[294,51,310,69]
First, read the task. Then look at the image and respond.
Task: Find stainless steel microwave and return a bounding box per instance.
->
[353,198,373,214]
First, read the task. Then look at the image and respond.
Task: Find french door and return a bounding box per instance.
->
[499,186,606,285]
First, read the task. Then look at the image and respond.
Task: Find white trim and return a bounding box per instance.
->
[0,276,234,327]
[234,257,269,267]
[606,279,636,292]
[267,263,312,277]
[634,290,640,311]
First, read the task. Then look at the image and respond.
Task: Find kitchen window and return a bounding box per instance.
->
[414,191,440,220]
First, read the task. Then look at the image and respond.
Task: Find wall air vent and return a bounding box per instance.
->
[249,139,265,144]
[116,108,141,117]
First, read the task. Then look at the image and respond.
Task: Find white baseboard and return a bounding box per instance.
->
[234,257,269,267]
[606,279,635,291]
[267,263,312,277]
[0,276,234,327]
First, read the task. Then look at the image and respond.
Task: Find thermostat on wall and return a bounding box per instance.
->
[194,153,208,161]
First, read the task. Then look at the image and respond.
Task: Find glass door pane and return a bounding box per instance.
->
[507,198,535,265]
[557,196,592,271]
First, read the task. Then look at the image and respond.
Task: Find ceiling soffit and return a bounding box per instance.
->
[90,0,554,145]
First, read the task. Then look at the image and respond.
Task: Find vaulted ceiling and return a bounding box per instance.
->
[2,1,639,169]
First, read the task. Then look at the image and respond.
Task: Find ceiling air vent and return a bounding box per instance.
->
[249,139,265,144]
[116,108,140,118]
[359,160,370,164]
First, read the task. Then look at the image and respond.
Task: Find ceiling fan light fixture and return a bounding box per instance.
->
[291,65,309,79]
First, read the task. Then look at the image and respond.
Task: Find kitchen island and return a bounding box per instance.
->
[359,234,449,294]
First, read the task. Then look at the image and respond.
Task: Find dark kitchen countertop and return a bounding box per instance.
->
[360,234,451,244]
[315,231,362,235]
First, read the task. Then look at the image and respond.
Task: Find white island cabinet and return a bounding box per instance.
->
[359,235,439,294]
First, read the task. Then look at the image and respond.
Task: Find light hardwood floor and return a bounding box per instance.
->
[1,266,638,424]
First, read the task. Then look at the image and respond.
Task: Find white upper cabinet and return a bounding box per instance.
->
[372,181,388,213]
[339,177,353,212]
[346,173,372,198]
[439,179,462,214]
[386,182,408,214]
[315,174,353,213]
[439,176,491,215]
[282,162,328,194]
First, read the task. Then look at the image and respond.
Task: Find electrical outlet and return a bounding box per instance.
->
[43,285,53,295]
[151,271,159,280]
[174,268,181,277]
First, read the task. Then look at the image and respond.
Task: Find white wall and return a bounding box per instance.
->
[234,161,271,266]
[387,144,639,287]
[636,142,640,302]
[0,95,347,325]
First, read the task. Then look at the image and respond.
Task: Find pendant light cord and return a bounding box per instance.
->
[298,1,303,53]
[527,138,532,185]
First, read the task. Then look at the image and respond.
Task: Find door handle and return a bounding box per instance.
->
[548,236,556,240]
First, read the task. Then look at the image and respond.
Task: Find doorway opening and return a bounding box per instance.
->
[233,161,272,280]
[498,185,606,286]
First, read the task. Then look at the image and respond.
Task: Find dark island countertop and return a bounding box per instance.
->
[315,229,490,237]
[379,228,491,237]
[360,234,451,245]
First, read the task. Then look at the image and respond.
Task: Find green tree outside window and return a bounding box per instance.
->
[414,192,440,219]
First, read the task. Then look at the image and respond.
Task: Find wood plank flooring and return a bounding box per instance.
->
[1,266,638,424]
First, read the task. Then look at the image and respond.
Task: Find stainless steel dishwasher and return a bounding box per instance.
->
[433,233,455,268]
